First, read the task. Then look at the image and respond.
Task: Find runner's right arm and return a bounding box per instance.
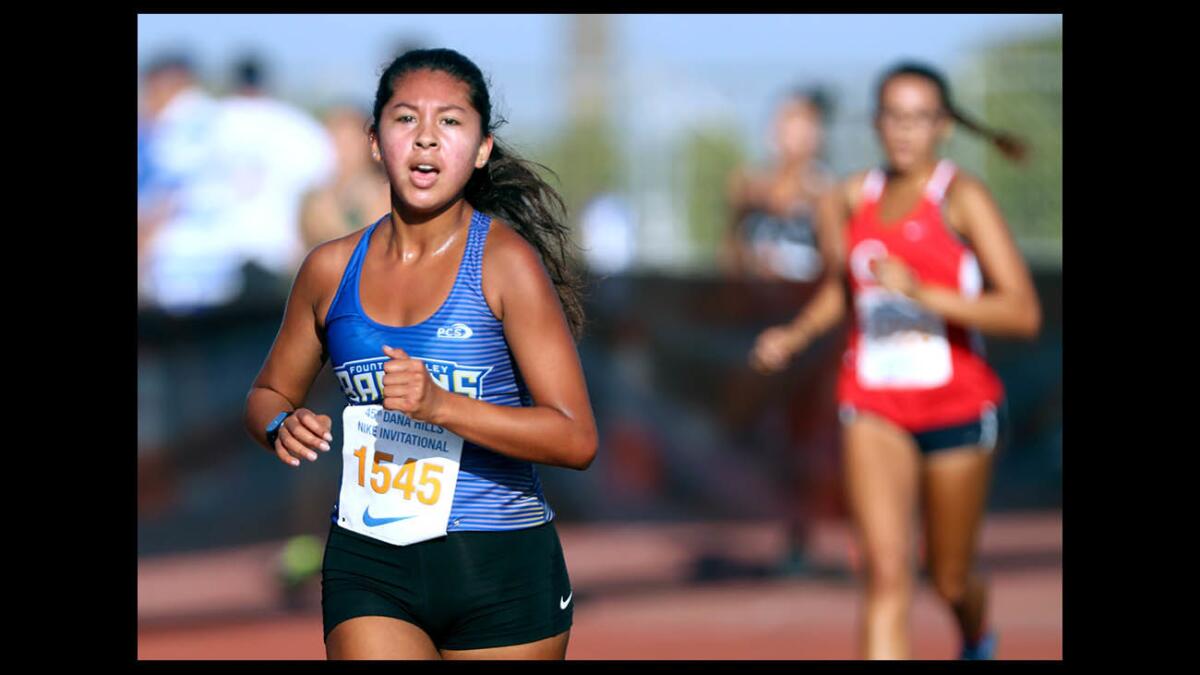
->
[244,242,343,467]
[749,172,861,374]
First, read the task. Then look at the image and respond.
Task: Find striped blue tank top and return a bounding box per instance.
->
[323,209,554,532]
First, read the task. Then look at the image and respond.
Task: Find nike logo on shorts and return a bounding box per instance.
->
[362,506,415,527]
[560,591,573,610]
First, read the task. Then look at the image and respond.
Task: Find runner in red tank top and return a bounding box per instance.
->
[839,158,1004,431]
[749,62,1041,660]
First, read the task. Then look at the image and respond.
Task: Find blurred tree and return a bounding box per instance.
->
[524,15,621,246]
[536,118,622,234]
[679,126,746,268]
[959,27,1062,259]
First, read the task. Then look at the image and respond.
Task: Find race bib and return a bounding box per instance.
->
[335,404,463,546]
[855,287,952,389]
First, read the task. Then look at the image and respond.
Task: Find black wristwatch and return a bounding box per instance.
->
[265,411,292,447]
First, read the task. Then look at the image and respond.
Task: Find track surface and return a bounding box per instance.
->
[138,512,1062,660]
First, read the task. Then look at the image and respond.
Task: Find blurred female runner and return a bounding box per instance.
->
[723,86,835,282]
[722,87,838,573]
[750,62,1040,660]
[244,48,596,660]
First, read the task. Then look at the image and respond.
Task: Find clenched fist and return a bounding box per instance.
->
[870,255,920,298]
[381,345,446,423]
[749,324,810,375]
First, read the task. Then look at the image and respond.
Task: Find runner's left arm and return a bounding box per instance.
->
[378,223,598,471]
[876,173,1041,338]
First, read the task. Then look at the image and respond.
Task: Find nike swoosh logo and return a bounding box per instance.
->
[362,506,415,527]
[560,591,573,610]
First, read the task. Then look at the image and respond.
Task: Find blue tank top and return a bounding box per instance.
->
[324,209,554,532]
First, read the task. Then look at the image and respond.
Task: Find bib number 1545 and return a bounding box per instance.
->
[351,446,443,505]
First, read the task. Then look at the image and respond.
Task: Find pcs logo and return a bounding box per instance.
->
[436,323,473,340]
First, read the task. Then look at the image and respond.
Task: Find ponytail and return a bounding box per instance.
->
[947,104,1028,162]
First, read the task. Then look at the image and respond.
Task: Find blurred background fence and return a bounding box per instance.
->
[137,12,1061,556]
[137,268,1060,556]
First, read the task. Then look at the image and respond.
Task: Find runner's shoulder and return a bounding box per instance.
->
[943,167,990,205]
[483,217,548,281]
[297,227,369,297]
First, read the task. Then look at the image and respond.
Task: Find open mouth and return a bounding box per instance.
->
[409,162,441,188]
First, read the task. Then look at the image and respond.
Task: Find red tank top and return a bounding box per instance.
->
[836,160,1004,432]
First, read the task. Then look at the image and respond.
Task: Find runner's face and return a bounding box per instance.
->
[774,99,822,161]
[874,76,950,173]
[372,69,493,215]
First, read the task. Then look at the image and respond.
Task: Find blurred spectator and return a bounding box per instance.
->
[722,87,834,282]
[719,86,840,576]
[138,52,218,517]
[138,51,229,310]
[139,52,336,313]
[209,53,336,287]
[298,104,391,249]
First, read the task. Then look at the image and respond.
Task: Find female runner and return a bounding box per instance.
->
[244,48,597,660]
[750,62,1040,660]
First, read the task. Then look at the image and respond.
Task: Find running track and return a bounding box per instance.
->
[138,511,1062,659]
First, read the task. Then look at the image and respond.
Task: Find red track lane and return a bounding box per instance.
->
[138,512,1061,660]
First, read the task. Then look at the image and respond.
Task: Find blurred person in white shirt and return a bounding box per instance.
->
[138,52,232,311]
[209,54,337,288]
[139,52,336,313]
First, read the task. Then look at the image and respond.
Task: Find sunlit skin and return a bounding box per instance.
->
[370,70,492,221]
[243,67,594,660]
[749,74,1041,659]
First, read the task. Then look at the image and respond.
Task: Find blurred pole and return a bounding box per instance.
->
[569,14,611,125]
[558,14,622,253]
